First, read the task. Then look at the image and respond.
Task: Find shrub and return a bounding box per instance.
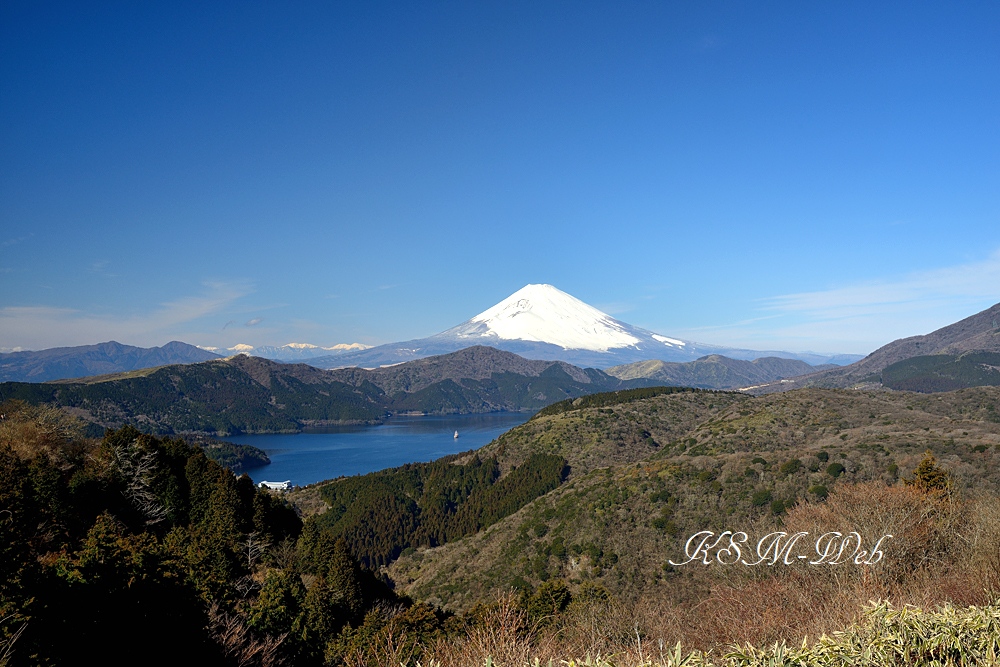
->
[905,451,951,495]
[778,459,801,476]
[807,484,828,499]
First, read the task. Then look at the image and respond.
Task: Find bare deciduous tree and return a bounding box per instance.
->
[246,531,271,569]
[110,439,168,525]
[205,602,286,667]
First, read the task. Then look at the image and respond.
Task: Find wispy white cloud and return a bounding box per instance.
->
[245,317,263,327]
[673,250,1000,354]
[0,281,253,349]
[763,249,1000,319]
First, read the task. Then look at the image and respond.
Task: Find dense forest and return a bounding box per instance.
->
[0,400,404,665]
[881,351,1000,392]
[313,451,567,567]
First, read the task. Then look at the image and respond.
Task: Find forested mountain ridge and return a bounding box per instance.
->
[326,346,601,393]
[0,348,650,435]
[0,355,388,435]
[605,355,822,390]
[881,350,1000,392]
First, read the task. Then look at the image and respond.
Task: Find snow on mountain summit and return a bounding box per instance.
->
[308,284,861,370]
[451,284,643,351]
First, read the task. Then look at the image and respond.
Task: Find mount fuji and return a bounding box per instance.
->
[307,285,860,370]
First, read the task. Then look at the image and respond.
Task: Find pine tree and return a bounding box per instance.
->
[905,450,951,495]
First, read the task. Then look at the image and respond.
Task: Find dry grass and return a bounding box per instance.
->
[0,400,87,464]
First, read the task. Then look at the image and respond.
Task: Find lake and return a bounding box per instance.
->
[229,412,532,487]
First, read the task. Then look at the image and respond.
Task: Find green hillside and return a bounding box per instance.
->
[882,351,1000,392]
[386,385,1000,609]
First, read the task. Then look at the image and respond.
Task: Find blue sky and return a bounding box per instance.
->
[2,1,998,355]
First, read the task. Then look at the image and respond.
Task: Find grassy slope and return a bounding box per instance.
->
[387,386,1000,610]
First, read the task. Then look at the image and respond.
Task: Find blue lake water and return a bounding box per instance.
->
[229,412,532,487]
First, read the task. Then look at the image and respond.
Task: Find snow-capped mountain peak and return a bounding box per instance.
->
[310,283,862,370]
[454,284,642,352]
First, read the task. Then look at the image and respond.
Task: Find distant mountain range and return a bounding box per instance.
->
[0,347,651,435]
[0,340,374,382]
[748,301,1000,394]
[605,355,831,390]
[0,341,220,382]
[305,284,862,370]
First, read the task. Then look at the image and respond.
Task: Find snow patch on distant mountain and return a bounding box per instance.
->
[448,284,642,351]
[214,342,373,361]
[323,343,371,352]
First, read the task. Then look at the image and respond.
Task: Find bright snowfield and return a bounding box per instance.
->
[455,284,664,352]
